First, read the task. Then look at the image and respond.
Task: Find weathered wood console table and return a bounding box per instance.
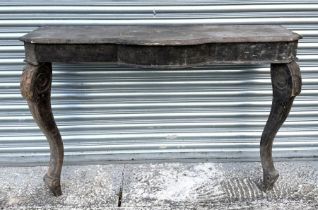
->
[20,25,302,196]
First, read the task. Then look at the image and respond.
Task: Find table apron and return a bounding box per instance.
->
[24,41,298,67]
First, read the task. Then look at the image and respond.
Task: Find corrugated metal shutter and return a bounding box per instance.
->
[0,0,318,165]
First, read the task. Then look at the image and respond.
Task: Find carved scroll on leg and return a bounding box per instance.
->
[260,61,301,191]
[20,62,64,196]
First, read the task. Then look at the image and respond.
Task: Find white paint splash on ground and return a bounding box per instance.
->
[125,163,225,204]
[156,163,224,201]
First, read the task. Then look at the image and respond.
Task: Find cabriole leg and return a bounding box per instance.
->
[260,61,301,191]
[20,62,64,196]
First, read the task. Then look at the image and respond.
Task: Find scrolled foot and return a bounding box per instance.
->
[43,174,62,196]
[262,169,279,191]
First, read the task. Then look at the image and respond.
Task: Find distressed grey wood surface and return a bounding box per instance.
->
[20,25,300,45]
[21,25,301,66]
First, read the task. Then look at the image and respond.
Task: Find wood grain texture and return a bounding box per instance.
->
[20,62,64,196]
[21,25,301,67]
[260,61,302,191]
[20,25,301,45]
[23,41,299,67]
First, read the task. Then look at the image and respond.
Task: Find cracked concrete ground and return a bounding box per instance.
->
[1,160,318,209]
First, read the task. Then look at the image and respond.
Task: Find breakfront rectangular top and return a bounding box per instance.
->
[20,25,300,45]
[20,25,301,67]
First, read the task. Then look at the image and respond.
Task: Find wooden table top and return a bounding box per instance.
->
[20,25,300,45]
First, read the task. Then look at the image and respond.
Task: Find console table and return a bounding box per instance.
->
[19,25,302,196]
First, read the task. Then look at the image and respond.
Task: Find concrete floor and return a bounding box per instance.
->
[1,160,318,209]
